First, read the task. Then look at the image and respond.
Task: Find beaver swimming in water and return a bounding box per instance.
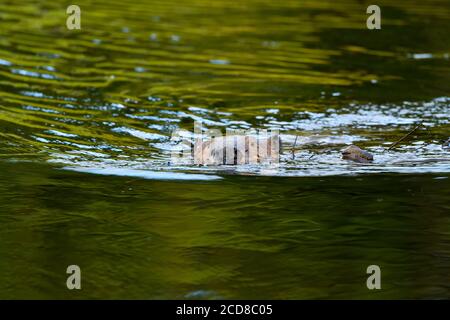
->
[193,137,374,165]
[341,145,374,163]
[194,134,281,165]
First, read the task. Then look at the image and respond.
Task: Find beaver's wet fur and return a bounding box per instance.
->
[342,145,374,163]
[194,135,281,165]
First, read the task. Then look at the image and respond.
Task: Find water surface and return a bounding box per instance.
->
[0,0,449,299]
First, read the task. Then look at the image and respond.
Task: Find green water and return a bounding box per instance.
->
[0,0,449,299]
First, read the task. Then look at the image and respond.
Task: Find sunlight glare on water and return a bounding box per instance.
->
[0,0,448,178]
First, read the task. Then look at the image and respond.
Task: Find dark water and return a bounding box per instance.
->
[0,0,449,299]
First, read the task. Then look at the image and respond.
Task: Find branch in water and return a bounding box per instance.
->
[292,135,298,160]
[387,123,422,151]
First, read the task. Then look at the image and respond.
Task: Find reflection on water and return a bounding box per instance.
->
[0,0,449,299]
[65,166,222,180]
[0,161,449,299]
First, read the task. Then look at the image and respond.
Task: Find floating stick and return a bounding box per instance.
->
[292,135,298,160]
[387,123,422,151]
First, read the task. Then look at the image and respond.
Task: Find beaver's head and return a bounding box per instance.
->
[194,135,281,165]
[342,145,374,163]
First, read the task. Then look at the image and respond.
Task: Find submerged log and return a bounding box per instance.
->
[342,145,374,163]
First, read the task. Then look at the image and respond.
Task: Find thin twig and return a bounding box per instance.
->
[292,135,298,160]
[387,123,422,151]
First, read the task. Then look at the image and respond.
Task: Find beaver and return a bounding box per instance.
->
[342,145,374,163]
[194,134,281,165]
